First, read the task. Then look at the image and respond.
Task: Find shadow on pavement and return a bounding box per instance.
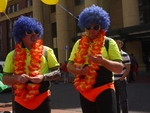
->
[127,83,150,113]
[0,72,150,113]
[0,88,12,103]
[50,82,81,110]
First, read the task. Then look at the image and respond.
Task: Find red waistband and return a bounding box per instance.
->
[15,90,51,110]
[80,82,115,102]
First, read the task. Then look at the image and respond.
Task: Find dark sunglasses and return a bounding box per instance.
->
[25,30,39,35]
[86,25,100,30]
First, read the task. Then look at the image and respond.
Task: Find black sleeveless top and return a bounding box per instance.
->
[93,66,113,88]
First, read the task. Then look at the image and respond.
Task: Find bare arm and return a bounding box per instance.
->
[29,67,61,83]
[120,64,130,81]
[2,73,29,85]
[3,67,61,85]
[67,61,88,75]
[100,58,123,73]
[42,67,61,81]
[88,54,123,73]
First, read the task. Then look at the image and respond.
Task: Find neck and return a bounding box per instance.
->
[22,43,32,50]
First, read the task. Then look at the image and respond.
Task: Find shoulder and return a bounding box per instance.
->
[121,50,130,63]
[71,40,80,52]
[104,36,117,45]
[6,50,15,58]
[74,39,80,46]
[5,50,15,63]
[4,50,15,71]
[9,50,15,54]
[121,50,128,56]
[42,46,57,58]
[104,36,111,40]
[107,37,115,44]
[104,36,118,48]
[43,46,52,51]
[104,37,122,61]
[43,46,54,53]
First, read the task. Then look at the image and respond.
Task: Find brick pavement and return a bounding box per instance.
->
[0,72,150,113]
[0,106,81,113]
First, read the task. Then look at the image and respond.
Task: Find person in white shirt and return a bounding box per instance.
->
[114,40,131,113]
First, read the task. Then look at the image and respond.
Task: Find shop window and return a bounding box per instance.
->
[15,3,19,11]
[12,5,15,12]
[51,22,57,38]
[7,7,11,14]
[26,0,32,7]
[139,0,150,24]
[51,5,56,13]
[74,0,84,6]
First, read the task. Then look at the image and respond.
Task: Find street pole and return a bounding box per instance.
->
[66,50,68,61]
[65,45,69,61]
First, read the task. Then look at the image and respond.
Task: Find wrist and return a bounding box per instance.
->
[43,74,46,81]
[43,69,61,81]
[13,74,20,82]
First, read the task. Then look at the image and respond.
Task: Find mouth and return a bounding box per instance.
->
[31,36,38,42]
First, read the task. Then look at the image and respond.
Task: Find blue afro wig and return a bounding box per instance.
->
[12,16,43,43]
[78,4,110,31]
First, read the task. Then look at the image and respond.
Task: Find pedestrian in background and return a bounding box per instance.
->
[114,40,131,113]
[67,4,123,113]
[2,16,61,113]
[128,53,138,83]
[62,61,69,83]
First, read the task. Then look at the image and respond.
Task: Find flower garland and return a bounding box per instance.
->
[13,39,43,101]
[74,30,105,92]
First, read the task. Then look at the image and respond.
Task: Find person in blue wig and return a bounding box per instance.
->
[67,4,123,113]
[2,16,61,113]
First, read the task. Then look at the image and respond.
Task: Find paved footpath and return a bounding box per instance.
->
[0,73,150,113]
[0,82,82,113]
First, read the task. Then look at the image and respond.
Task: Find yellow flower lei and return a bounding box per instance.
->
[74,30,105,91]
[13,39,43,101]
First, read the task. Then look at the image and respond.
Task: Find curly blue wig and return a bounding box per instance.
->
[12,16,43,43]
[78,4,110,31]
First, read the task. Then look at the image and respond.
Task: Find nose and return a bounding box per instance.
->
[31,35,38,42]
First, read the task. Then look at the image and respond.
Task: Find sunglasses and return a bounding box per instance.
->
[85,25,100,31]
[25,30,39,35]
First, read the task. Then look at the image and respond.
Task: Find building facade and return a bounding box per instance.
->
[0,0,150,71]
